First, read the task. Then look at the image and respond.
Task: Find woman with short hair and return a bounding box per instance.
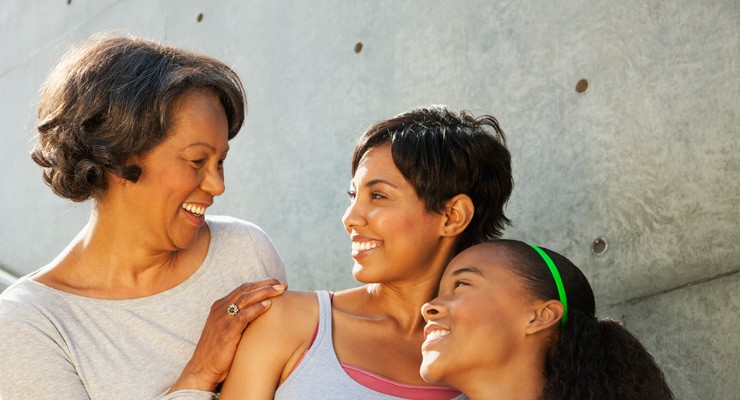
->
[0,34,286,400]
[220,105,514,399]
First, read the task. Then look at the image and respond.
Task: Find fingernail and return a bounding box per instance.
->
[261,300,272,307]
[272,284,286,291]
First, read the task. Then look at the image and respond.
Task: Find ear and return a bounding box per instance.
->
[439,194,474,237]
[110,153,146,186]
[107,154,142,187]
[524,300,564,335]
[107,170,129,186]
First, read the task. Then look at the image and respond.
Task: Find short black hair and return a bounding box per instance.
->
[352,105,513,252]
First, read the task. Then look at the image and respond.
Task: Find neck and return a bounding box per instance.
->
[85,206,181,269]
[463,368,544,400]
[355,241,456,336]
[459,341,548,400]
[362,281,437,335]
[41,203,206,299]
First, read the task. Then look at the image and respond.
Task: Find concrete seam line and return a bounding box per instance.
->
[606,268,740,309]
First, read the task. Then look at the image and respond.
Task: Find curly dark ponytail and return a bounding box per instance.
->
[540,313,673,400]
[497,240,674,400]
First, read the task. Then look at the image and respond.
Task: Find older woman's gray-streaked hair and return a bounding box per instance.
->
[31,33,246,202]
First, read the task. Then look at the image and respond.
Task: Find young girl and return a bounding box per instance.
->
[219,105,513,399]
[421,240,674,400]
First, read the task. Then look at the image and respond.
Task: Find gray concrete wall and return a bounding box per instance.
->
[1,1,737,398]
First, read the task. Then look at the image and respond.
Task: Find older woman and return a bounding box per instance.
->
[0,34,286,400]
[219,105,513,399]
[420,240,674,400]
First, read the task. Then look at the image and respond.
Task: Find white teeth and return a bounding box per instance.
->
[426,330,450,340]
[182,203,206,216]
[351,241,381,252]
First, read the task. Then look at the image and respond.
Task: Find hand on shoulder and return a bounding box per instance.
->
[219,291,320,399]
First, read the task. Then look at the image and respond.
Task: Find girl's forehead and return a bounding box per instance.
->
[443,244,524,285]
[450,243,508,268]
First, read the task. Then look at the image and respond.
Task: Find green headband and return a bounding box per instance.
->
[528,244,568,328]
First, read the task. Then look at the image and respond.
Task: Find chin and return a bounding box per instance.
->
[172,229,202,250]
[420,356,445,384]
[351,263,377,283]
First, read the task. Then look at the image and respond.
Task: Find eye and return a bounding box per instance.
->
[370,192,386,200]
[190,159,206,168]
[347,190,356,200]
[453,280,469,289]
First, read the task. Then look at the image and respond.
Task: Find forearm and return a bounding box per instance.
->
[168,369,219,394]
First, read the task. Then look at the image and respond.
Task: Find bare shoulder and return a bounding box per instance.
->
[331,286,368,313]
[233,290,321,387]
[242,290,320,348]
[258,290,319,322]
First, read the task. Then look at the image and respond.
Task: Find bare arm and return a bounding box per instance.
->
[169,279,287,393]
[219,291,318,399]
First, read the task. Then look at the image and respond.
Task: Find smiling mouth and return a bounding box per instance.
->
[182,203,206,217]
[422,329,450,348]
[351,241,382,252]
[425,329,450,341]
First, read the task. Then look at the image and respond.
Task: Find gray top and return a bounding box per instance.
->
[0,216,286,400]
[275,291,466,400]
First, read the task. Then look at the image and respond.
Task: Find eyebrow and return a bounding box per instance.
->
[450,266,486,277]
[184,142,230,153]
[364,178,400,189]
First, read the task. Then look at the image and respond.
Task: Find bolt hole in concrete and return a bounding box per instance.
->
[197,13,203,22]
[576,79,588,93]
[591,237,608,255]
[354,42,363,53]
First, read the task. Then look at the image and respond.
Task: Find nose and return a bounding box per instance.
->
[421,300,445,322]
[201,164,225,197]
[342,196,365,233]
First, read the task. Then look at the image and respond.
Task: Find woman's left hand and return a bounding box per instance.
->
[168,278,287,393]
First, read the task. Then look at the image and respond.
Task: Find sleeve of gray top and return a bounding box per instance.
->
[0,300,92,400]
[248,223,288,284]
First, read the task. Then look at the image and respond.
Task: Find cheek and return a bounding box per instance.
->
[389,215,417,233]
[386,211,437,240]
[473,305,531,362]
[456,301,517,350]
[159,167,198,190]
